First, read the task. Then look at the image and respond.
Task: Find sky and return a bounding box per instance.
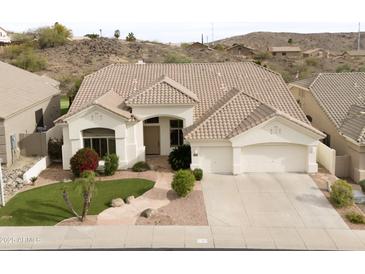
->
[1,0,365,42]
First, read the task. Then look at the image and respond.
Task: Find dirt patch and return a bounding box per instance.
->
[135,181,208,226]
[311,167,365,230]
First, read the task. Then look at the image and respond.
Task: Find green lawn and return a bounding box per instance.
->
[60,95,70,115]
[0,179,154,226]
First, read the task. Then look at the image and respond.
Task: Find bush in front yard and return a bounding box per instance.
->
[103,154,119,176]
[171,169,195,197]
[132,161,150,172]
[330,179,354,208]
[168,144,191,171]
[193,168,203,181]
[70,148,99,177]
[359,180,365,193]
[346,211,365,224]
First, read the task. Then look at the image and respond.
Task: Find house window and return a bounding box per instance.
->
[83,137,116,157]
[322,132,331,147]
[144,117,159,124]
[35,109,44,128]
[282,52,286,56]
[170,119,184,147]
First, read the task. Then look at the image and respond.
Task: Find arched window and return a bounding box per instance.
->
[82,128,116,157]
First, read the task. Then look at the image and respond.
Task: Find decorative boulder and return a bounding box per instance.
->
[140,208,155,218]
[111,198,125,207]
[126,195,135,204]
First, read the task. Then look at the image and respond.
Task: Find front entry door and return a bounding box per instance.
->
[144,126,160,155]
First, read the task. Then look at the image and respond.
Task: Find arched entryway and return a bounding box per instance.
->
[82,128,116,157]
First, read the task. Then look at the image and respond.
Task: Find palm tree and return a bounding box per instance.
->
[62,171,96,222]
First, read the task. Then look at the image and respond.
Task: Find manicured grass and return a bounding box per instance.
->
[0,179,154,226]
[60,95,70,115]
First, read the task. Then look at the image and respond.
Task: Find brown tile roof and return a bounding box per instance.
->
[290,76,317,89]
[339,105,365,144]
[126,75,199,105]
[64,62,317,138]
[268,46,301,52]
[184,88,323,139]
[0,61,60,119]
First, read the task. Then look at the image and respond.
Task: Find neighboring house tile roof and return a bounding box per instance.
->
[291,72,365,144]
[290,76,317,89]
[126,75,199,105]
[62,62,317,138]
[345,50,365,56]
[0,61,60,119]
[339,105,365,144]
[268,46,301,52]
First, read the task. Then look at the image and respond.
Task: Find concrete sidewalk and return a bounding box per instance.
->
[1,225,365,250]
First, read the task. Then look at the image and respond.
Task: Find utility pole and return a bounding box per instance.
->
[99,29,102,38]
[358,22,361,51]
[201,33,204,44]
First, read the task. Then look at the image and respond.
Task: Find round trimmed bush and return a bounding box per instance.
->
[330,179,354,208]
[70,148,99,177]
[103,154,119,176]
[346,211,365,224]
[168,144,191,171]
[132,161,150,172]
[171,169,195,197]
[193,168,203,181]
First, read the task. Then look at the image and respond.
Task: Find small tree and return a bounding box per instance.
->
[126,32,136,42]
[37,22,72,48]
[288,38,293,44]
[114,29,120,39]
[62,171,97,222]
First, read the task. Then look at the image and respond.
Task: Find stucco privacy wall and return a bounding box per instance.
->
[2,95,60,166]
[346,141,365,182]
[317,142,336,175]
[0,121,5,163]
[190,117,320,174]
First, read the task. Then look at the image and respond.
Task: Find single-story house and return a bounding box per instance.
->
[56,62,324,175]
[0,27,11,44]
[226,44,255,57]
[303,48,328,58]
[289,73,365,182]
[0,61,61,166]
[268,46,302,58]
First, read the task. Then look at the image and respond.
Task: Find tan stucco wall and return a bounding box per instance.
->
[0,121,5,163]
[290,84,365,182]
[2,94,60,166]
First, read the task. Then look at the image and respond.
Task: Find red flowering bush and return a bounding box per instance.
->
[70,148,99,177]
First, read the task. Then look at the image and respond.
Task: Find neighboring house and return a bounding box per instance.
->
[303,48,328,58]
[187,42,209,50]
[343,50,365,59]
[226,44,255,57]
[0,27,11,44]
[268,46,302,58]
[0,61,61,166]
[289,73,365,182]
[56,62,324,175]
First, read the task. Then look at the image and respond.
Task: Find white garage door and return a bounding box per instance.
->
[241,144,307,173]
[199,147,232,174]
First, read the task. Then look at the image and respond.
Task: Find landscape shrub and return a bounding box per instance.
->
[164,52,191,63]
[305,57,319,67]
[126,32,136,42]
[84,33,99,39]
[213,44,225,51]
[359,180,365,193]
[37,22,72,48]
[193,168,203,181]
[171,169,195,197]
[103,154,119,176]
[346,211,365,224]
[330,179,354,208]
[70,148,99,177]
[132,161,150,172]
[254,51,271,61]
[10,48,46,72]
[336,64,352,73]
[168,144,192,171]
[48,138,63,160]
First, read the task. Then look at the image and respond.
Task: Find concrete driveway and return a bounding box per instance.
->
[202,173,348,230]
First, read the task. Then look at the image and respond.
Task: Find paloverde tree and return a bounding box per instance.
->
[114,29,120,39]
[62,171,97,222]
[37,22,72,48]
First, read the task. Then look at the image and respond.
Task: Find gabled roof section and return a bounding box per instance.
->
[55,89,132,123]
[339,105,365,144]
[290,76,317,89]
[125,75,199,105]
[184,88,323,140]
